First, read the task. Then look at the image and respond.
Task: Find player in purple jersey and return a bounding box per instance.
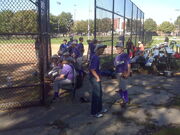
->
[114,42,131,107]
[89,44,108,118]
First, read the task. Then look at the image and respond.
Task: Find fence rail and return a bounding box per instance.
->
[94,0,147,56]
[0,0,50,109]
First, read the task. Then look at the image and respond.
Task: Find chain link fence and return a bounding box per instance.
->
[0,0,50,109]
[95,0,146,56]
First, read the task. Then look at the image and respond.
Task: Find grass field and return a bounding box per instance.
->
[153,127,180,135]
[146,36,180,48]
[0,35,132,46]
[0,35,180,108]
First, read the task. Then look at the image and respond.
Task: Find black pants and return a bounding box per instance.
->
[89,76,102,115]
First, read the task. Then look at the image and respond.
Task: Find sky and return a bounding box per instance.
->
[131,0,180,24]
[50,0,94,20]
[50,0,180,25]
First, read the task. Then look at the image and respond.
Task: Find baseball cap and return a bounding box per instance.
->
[115,42,124,48]
[58,50,63,55]
[94,44,107,52]
[62,51,70,56]
[71,40,77,45]
[51,54,59,59]
[138,41,141,44]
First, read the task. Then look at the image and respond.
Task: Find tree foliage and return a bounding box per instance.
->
[0,10,95,35]
[73,20,87,34]
[159,21,175,34]
[0,10,14,33]
[12,10,37,33]
[144,18,157,33]
[0,10,37,33]
[57,12,73,34]
[175,16,180,29]
[97,18,112,33]
[72,19,94,35]
[50,14,58,33]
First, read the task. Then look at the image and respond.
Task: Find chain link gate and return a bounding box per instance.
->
[0,0,50,109]
[94,0,145,57]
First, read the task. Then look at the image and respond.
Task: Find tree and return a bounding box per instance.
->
[101,18,112,33]
[73,20,88,35]
[57,12,73,34]
[96,18,111,33]
[50,14,58,33]
[144,18,157,33]
[159,21,175,34]
[175,16,180,27]
[11,10,37,33]
[0,10,14,33]
[174,16,180,34]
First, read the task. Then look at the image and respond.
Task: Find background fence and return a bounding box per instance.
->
[94,0,145,56]
[0,0,50,109]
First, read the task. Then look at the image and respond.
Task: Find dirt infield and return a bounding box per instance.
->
[0,43,41,108]
[0,43,38,86]
[51,44,117,56]
[0,42,115,108]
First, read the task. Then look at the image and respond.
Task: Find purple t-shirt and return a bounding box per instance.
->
[89,54,100,77]
[89,42,96,59]
[77,43,84,56]
[60,64,74,81]
[70,47,80,58]
[114,53,130,73]
[60,44,68,52]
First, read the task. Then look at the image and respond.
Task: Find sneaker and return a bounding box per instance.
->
[80,97,90,103]
[121,102,127,108]
[115,99,124,104]
[52,92,59,101]
[101,108,108,113]
[92,113,103,118]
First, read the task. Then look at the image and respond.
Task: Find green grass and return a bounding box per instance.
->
[1,35,180,49]
[153,127,180,135]
[0,39,35,44]
[51,36,94,45]
[146,36,180,48]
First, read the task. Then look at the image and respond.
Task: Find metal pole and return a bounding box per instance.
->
[130,3,133,40]
[88,0,91,39]
[38,0,45,105]
[58,20,59,33]
[111,0,115,58]
[94,0,97,39]
[123,0,126,47]
[73,4,77,21]
[57,2,61,33]
[38,0,41,34]
[135,7,138,46]
[143,12,145,44]
[139,11,142,42]
[45,0,48,70]
[47,0,51,59]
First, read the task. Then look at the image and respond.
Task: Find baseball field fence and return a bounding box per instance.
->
[0,0,51,109]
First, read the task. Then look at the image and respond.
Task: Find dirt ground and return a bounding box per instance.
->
[0,43,41,108]
[51,43,117,56]
[0,74,179,135]
[0,43,180,135]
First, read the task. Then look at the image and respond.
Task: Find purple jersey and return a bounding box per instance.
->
[89,42,96,59]
[60,64,74,81]
[114,53,130,73]
[59,44,68,52]
[89,54,100,77]
[77,43,84,57]
[70,47,80,58]
[67,41,73,46]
